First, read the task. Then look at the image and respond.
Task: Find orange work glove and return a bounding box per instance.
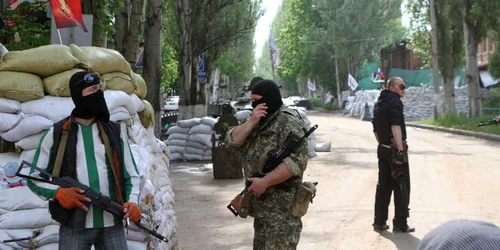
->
[123,202,142,223]
[55,187,90,211]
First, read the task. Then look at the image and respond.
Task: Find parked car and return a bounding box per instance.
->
[164,96,179,111]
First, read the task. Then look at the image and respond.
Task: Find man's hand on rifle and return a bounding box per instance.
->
[247,177,268,197]
[123,202,142,223]
[55,187,91,211]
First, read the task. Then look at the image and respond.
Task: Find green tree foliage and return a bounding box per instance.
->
[0,2,50,51]
[254,39,274,80]
[272,0,405,97]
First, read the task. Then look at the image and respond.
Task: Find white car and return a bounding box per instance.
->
[164,96,179,111]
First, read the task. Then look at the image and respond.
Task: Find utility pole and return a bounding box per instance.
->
[430,0,440,120]
[334,49,342,109]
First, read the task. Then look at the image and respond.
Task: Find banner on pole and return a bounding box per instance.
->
[307,78,316,91]
[269,33,281,69]
[50,0,87,32]
[347,73,359,91]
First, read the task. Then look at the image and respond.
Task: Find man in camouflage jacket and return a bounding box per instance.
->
[226,80,308,249]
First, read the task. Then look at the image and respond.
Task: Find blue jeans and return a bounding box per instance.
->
[59,224,127,250]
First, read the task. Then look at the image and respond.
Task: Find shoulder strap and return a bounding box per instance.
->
[97,121,124,204]
[52,119,71,178]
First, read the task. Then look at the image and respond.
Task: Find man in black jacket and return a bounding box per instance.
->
[371,77,415,233]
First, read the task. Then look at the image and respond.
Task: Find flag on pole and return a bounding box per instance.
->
[50,0,87,32]
[307,78,316,91]
[7,0,22,10]
[269,33,281,68]
[347,73,359,91]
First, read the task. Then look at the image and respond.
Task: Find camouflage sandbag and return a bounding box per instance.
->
[0,45,80,78]
[139,100,155,128]
[43,69,86,96]
[70,44,131,75]
[0,71,44,102]
[102,72,135,94]
[131,71,147,98]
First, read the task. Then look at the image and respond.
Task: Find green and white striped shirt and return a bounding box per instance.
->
[27,121,140,228]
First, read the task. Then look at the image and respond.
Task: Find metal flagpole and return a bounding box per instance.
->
[57,29,63,44]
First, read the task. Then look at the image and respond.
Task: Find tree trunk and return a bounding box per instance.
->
[114,0,130,56]
[463,10,482,117]
[430,0,441,119]
[124,0,144,64]
[144,0,162,136]
[177,0,206,120]
[442,63,456,115]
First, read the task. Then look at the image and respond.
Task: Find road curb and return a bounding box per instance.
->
[406,123,500,142]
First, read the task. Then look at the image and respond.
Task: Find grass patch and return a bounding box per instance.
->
[420,114,500,135]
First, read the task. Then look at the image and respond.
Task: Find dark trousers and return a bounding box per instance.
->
[374,145,411,228]
[59,224,127,250]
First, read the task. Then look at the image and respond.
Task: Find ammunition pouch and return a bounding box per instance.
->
[49,200,87,230]
[291,181,317,217]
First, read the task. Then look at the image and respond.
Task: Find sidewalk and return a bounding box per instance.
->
[406,122,500,142]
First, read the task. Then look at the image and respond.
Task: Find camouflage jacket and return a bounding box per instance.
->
[226,105,308,218]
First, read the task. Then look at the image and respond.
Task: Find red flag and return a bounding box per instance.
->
[50,0,87,32]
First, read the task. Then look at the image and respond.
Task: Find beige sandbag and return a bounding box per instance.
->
[42,68,86,96]
[139,100,155,128]
[70,44,131,75]
[131,71,147,98]
[0,72,44,102]
[0,45,80,78]
[102,72,135,94]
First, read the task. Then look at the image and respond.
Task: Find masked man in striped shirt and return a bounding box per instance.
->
[27,71,141,250]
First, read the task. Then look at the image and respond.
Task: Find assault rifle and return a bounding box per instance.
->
[16,161,168,242]
[227,124,318,217]
[478,120,497,127]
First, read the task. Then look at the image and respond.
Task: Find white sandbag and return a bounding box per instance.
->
[203,156,212,161]
[201,117,217,127]
[185,146,204,156]
[184,153,203,161]
[177,118,201,128]
[186,141,208,150]
[204,149,212,156]
[110,107,131,122]
[1,115,53,142]
[167,145,185,154]
[21,96,74,122]
[189,124,212,134]
[170,153,183,161]
[0,113,22,132]
[166,126,190,135]
[315,141,331,152]
[15,131,45,150]
[36,243,58,250]
[157,177,171,188]
[235,110,251,122]
[35,225,59,247]
[19,149,37,165]
[104,90,136,115]
[188,134,212,147]
[139,179,155,205]
[127,240,147,250]
[0,186,47,211]
[0,208,56,229]
[0,98,20,113]
[307,139,317,158]
[130,94,145,113]
[167,133,188,141]
[165,139,187,147]
[126,229,146,242]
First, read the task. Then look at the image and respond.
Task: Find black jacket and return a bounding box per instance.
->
[372,89,406,145]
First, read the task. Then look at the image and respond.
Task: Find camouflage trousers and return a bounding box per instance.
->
[253,215,302,250]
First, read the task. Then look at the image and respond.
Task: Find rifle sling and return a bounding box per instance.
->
[53,121,70,178]
[97,121,124,204]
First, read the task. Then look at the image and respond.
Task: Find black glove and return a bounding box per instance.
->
[391,150,404,165]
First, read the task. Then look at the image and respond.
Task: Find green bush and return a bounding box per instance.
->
[310,97,323,107]
[324,102,338,111]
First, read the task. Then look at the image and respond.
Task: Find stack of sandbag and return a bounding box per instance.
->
[0,44,177,250]
[165,117,218,161]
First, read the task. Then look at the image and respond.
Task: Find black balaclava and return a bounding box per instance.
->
[251,79,283,115]
[69,71,109,122]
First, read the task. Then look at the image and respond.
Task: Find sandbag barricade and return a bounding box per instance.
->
[0,45,177,250]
